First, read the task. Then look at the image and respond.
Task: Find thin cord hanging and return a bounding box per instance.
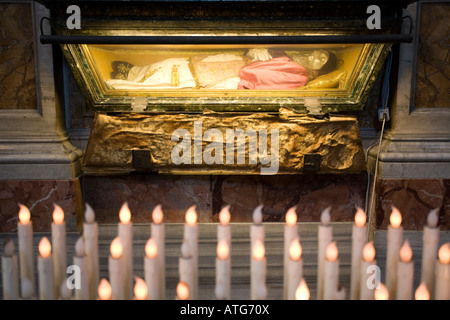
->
[366,51,392,242]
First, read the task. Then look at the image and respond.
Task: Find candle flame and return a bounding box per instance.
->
[152,204,163,224]
[363,241,376,262]
[285,206,297,227]
[84,203,95,224]
[38,237,51,258]
[253,205,263,224]
[185,205,197,226]
[320,207,331,226]
[289,238,302,261]
[438,243,450,264]
[119,202,131,224]
[374,283,389,300]
[325,241,338,262]
[219,205,231,226]
[354,207,366,227]
[389,206,402,229]
[427,208,439,228]
[110,236,123,259]
[18,203,30,224]
[415,282,430,300]
[295,278,310,300]
[98,278,112,300]
[134,277,148,300]
[145,238,158,259]
[252,239,265,261]
[399,239,413,263]
[52,204,65,224]
[177,281,189,300]
[217,239,229,260]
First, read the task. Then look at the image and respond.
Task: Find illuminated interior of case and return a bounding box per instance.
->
[84,44,365,95]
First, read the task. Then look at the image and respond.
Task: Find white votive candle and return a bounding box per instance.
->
[109,237,124,300]
[83,203,99,300]
[218,205,231,249]
[351,207,367,300]
[435,242,450,300]
[184,205,198,300]
[335,284,346,300]
[179,241,195,300]
[287,237,303,300]
[118,202,133,300]
[421,208,439,299]
[386,206,403,300]
[215,239,231,300]
[396,240,414,300]
[251,205,264,252]
[151,204,165,300]
[144,238,159,300]
[38,237,55,300]
[59,276,73,300]
[2,239,19,300]
[251,239,267,300]
[284,206,298,300]
[318,207,333,300]
[73,237,89,300]
[17,203,35,298]
[20,278,34,300]
[360,241,377,300]
[51,204,67,299]
[324,241,339,300]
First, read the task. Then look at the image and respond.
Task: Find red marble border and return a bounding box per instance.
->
[2,176,447,232]
[81,173,368,225]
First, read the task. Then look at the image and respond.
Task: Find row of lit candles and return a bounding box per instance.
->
[1,202,449,300]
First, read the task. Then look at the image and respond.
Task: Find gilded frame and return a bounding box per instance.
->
[59,29,390,113]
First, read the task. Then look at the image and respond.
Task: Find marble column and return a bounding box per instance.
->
[0,2,83,231]
[367,2,450,234]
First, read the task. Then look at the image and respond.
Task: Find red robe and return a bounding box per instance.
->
[238,56,308,90]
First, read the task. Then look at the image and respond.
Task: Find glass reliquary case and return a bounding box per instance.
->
[62,41,389,113]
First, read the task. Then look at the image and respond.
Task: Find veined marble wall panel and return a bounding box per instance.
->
[81,173,367,225]
[373,178,450,230]
[0,2,36,110]
[414,2,450,108]
[0,179,82,232]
